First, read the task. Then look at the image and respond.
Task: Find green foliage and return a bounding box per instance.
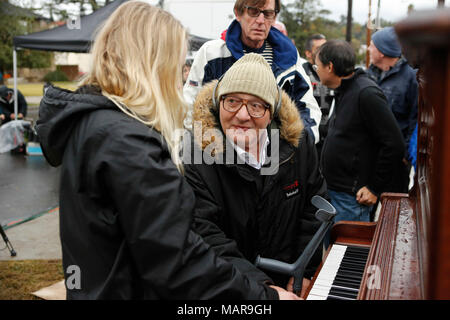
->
[279,0,394,64]
[0,4,52,73]
[43,70,69,82]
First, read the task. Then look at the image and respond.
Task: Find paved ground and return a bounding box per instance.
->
[0,152,60,225]
[0,209,61,261]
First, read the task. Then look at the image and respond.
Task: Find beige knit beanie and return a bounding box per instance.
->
[216,53,279,115]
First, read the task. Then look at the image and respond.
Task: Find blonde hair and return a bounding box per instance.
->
[81,1,188,172]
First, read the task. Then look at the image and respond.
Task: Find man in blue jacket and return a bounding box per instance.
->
[184,0,321,143]
[368,27,418,192]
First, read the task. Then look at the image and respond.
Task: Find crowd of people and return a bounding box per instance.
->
[33,0,419,300]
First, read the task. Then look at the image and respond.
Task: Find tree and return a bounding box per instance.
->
[279,0,395,64]
[0,1,52,74]
[279,0,330,53]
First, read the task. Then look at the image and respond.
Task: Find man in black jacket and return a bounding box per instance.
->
[184,53,327,297]
[0,85,27,124]
[315,40,404,223]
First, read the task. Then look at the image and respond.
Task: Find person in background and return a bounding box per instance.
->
[302,34,334,158]
[367,26,418,193]
[184,0,321,145]
[316,40,404,224]
[184,53,327,298]
[36,1,297,300]
[0,85,28,124]
[182,61,191,85]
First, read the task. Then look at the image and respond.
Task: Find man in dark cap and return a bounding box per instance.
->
[368,27,418,193]
[0,85,28,124]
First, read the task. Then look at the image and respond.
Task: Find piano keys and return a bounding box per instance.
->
[307,244,370,300]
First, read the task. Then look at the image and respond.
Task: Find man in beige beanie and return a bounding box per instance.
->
[215,53,279,161]
[183,53,327,299]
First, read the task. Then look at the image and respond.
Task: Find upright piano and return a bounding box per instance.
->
[306,8,450,300]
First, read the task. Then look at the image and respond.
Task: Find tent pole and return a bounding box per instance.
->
[13,47,18,121]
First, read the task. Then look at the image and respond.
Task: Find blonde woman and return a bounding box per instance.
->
[36,2,297,300]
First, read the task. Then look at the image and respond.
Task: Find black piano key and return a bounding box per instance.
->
[329,288,358,299]
[342,255,368,263]
[333,279,361,289]
[341,259,366,267]
[326,294,355,301]
[339,265,365,274]
[345,250,370,258]
[334,275,363,286]
[340,261,366,270]
[346,246,370,253]
[337,270,365,280]
[331,284,359,293]
[339,262,366,272]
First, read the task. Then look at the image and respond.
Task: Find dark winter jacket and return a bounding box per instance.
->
[184,81,327,287]
[0,86,27,122]
[321,69,405,196]
[368,58,418,147]
[36,84,278,300]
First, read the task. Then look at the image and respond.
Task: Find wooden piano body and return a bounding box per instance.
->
[306,8,450,300]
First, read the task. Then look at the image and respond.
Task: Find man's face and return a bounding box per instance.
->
[219,92,271,153]
[306,39,326,65]
[235,0,276,49]
[314,55,334,89]
[368,40,383,66]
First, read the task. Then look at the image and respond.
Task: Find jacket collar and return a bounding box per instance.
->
[225,19,298,70]
[369,57,408,82]
[335,68,367,93]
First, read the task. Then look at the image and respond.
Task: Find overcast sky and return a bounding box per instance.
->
[154,0,443,38]
[319,0,440,24]
[13,0,445,38]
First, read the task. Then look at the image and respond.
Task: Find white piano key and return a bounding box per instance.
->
[306,294,327,300]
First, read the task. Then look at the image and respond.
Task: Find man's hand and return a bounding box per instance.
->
[269,285,302,300]
[286,277,311,298]
[356,186,377,206]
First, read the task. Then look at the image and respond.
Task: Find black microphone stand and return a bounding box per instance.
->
[0,225,17,257]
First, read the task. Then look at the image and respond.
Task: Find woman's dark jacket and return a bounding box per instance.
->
[321,69,405,196]
[184,81,327,287]
[36,84,278,299]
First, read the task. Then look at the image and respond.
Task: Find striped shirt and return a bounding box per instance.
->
[243,41,274,66]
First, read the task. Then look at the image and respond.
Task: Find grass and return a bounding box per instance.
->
[0,260,64,300]
[15,82,78,97]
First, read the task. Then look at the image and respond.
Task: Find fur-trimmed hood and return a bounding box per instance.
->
[192,80,304,152]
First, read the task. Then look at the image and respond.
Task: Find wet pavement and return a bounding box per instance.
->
[0,152,60,226]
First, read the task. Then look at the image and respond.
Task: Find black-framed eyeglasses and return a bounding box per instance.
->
[221,95,270,118]
[244,5,279,20]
